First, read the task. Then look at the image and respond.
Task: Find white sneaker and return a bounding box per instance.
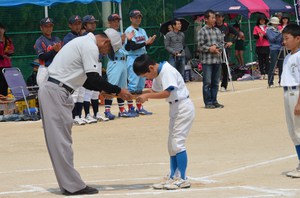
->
[286,169,300,178]
[95,112,109,122]
[82,114,97,124]
[220,87,226,92]
[73,116,85,125]
[152,176,174,190]
[164,178,191,190]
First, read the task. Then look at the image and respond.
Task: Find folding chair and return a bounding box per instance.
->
[2,68,36,115]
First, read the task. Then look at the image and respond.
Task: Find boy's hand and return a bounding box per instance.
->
[295,104,300,116]
[136,94,148,103]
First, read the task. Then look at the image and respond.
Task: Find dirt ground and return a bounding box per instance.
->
[1,78,300,198]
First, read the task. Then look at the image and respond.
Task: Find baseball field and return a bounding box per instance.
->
[1,78,300,198]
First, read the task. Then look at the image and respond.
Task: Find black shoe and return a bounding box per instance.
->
[205,104,215,109]
[63,186,99,196]
[213,103,224,108]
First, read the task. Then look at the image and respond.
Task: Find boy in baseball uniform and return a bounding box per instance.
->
[133,54,195,190]
[280,24,300,178]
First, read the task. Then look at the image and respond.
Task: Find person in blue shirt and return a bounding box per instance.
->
[266,17,283,87]
[63,15,82,46]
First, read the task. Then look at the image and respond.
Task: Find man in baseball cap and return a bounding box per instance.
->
[38,28,132,196]
[129,9,143,18]
[63,15,82,45]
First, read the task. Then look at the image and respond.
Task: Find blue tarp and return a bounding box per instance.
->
[0,0,121,7]
[173,0,249,18]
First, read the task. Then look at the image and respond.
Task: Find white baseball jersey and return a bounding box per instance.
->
[152,62,190,103]
[48,33,100,90]
[281,51,300,87]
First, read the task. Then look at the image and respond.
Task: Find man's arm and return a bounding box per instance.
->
[83,72,132,100]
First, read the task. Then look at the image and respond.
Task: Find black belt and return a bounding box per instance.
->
[48,77,74,94]
[169,96,189,104]
[283,86,298,91]
[115,57,126,61]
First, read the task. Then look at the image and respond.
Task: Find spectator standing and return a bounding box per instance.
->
[124,9,156,115]
[215,12,239,92]
[0,23,14,96]
[164,18,186,78]
[198,10,224,109]
[253,15,270,80]
[266,17,283,87]
[279,13,290,31]
[233,23,245,67]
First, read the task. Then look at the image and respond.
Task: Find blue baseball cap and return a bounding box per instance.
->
[83,15,99,23]
[69,15,82,24]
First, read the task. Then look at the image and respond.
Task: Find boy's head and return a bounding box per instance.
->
[133,54,157,79]
[282,24,300,51]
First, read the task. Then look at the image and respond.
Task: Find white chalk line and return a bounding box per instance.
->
[0,154,298,197]
[1,185,298,197]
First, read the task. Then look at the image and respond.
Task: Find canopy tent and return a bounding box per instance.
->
[173,0,249,18]
[173,0,294,62]
[174,0,293,18]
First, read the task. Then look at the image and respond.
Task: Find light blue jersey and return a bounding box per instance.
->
[125,26,148,56]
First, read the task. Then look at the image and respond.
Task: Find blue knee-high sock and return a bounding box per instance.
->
[176,151,188,179]
[296,145,300,161]
[170,156,177,179]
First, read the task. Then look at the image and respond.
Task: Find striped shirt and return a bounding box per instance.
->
[198,25,223,64]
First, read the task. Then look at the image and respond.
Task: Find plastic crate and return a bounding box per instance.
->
[15,99,37,114]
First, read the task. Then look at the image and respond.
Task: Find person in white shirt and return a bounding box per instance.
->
[280,24,300,178]
[38,28,132,195]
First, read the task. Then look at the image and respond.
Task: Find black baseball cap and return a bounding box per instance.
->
[40,17,53,26]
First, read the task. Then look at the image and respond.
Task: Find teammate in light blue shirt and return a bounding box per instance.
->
[124,9,156,115]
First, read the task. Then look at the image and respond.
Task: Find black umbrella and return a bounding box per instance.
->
[159,18,190,35]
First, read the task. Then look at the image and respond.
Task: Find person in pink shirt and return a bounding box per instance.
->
[0,23,14,96]
[253,15,270,80]
[278,13,290,31]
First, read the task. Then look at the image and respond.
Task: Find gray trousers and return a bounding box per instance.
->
[38,81,86,193]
